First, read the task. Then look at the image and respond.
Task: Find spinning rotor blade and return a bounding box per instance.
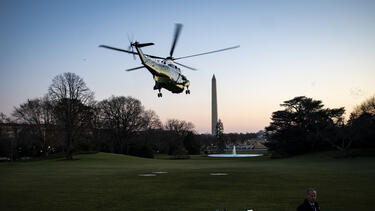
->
[127,33,134,44]
[126,34,136,59]
[146,54,165,59]
[174,45,240,60]
[125,66,145,71]
[99,45,137,55]
[174,61,197,71]
[169,23,183,58]
[99,45,164,59]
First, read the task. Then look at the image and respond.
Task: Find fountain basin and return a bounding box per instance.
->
[207,145,264,158]
[208,154,263,158]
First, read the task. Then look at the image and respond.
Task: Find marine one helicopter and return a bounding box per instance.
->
[99,24,239,97]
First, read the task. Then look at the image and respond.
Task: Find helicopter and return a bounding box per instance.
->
[99,24,239,97]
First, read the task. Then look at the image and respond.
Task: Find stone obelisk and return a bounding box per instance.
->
[212,74,218,135]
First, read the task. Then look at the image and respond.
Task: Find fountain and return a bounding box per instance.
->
[208,145,263,158]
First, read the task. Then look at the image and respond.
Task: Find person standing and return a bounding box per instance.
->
[297,188,321,211]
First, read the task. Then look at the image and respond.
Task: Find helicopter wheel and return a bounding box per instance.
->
[185,89,190,94]
[157,93,162,97]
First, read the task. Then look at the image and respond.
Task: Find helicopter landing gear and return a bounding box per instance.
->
[185,87,190,94]
[157,89,162,97]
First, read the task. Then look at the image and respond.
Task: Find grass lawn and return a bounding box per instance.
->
[0,151,374,211]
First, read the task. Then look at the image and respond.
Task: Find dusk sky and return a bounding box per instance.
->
[1,0,374,133]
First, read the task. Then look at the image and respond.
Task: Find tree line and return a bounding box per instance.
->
[0,73,197,160]
[265,96,375,157]
[0,72,258,160]
[4,72,368,160]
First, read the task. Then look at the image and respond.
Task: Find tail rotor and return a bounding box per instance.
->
[127,34,136,60]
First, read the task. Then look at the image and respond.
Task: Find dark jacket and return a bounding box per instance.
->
[296,199,320,211]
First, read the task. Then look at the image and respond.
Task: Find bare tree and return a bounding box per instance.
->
[0,112,11,123]
[0,113,11,158]
[164,119,195,157]
[142,110,162,130]
[348,95,375,148]
[165,119,194,137]
[12,96,54,156]
[350,95,375,119]
[48,72,94,104]
[97,96,148,154]
[48,72,94,160]
[0,113,20,160]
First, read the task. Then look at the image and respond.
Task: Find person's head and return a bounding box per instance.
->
[306,188,317,203]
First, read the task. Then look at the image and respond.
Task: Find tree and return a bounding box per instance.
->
[0,113,11,158]
[142,110,162,130]
[165,119,194,137]
[215,119,226,153]
[137,109,162,157]
[164,119,195,157]
[319,107,352,152]
[195,134,216,154]
[224,132,257,145]
[350,96,375,119]
[97,96,148,154]
[123,109,162,158]
[0,112,10,123]
[12,96,55,156]
[348,96,375,148]
[0,113,19,160]
[183,131,200,155]
[265,96,345,157]
[48,72,94,160]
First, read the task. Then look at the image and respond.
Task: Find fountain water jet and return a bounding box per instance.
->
[208,145,263,158]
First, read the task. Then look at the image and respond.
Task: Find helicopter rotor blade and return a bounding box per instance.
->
[169,23,183,58]
[125,66,145,72]
[174,45,240,60]
[174,61,197,71]
[99,45,164,59]
[99,45,138,55]
[126,34,137,60]
[127,33,133,44]
[146,54,165,59]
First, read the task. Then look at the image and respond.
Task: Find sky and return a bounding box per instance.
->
[1,0,375,133]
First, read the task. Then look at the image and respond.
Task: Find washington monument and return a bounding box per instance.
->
[212,74,218,135]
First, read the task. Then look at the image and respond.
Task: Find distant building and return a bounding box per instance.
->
[0,123,23,138]
[256,130,265,139]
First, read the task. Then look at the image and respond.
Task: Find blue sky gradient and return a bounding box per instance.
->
[1,0,375,133]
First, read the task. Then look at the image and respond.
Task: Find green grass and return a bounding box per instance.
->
[1,151,374,211]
